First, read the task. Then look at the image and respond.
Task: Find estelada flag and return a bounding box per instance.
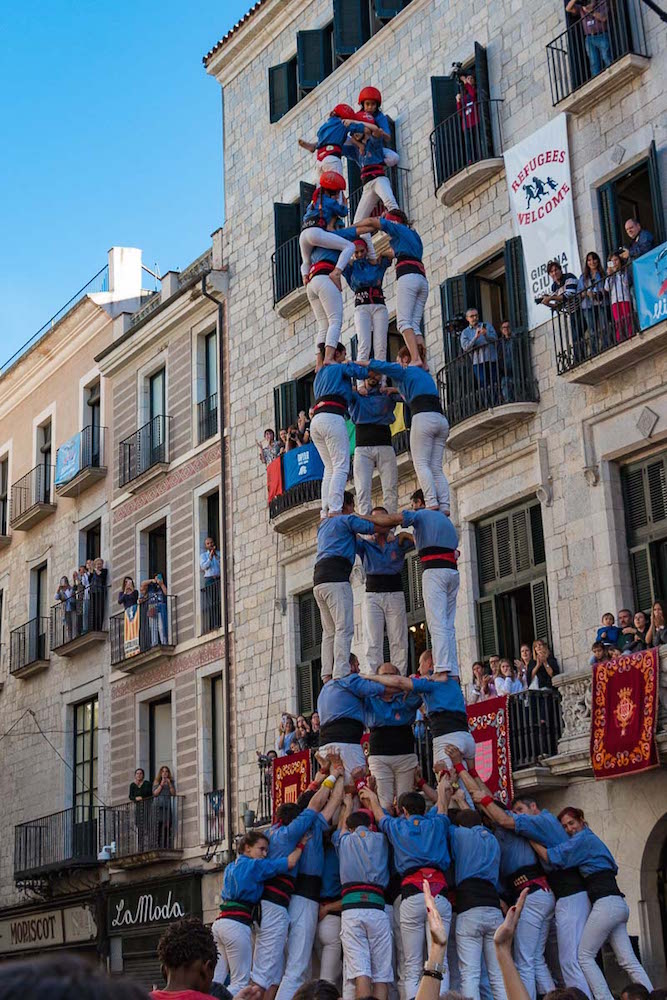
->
[466,696,513,805]
[124,605,140,658]
[590,647,659,780]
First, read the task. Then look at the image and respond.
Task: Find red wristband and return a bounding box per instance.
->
[480,795,493,807]
[296,841,306,850]
[468,767,478,779]
[454,762,465,774]
[307,780,319,791]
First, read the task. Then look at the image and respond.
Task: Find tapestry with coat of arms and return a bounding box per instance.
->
[466,696,513,805]
[590,647,659,780]
[272,750,311,822]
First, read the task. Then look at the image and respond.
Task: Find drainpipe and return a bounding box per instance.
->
[201,275,234,861]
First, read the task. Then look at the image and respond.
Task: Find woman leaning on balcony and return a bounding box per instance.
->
[152,765,176,849]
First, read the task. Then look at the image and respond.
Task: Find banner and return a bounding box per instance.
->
[55,432,81,486]
[266,455,283,503]
[633,241,667,330]
[123,605,141,658]
[503,113,581,330]
[391,402,406,437]
[590,648,659,780]
[466,696,513,805]
[283,442,324,491]
[272,750,311,822]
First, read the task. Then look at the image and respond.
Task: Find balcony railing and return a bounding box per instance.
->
[437,331,539,426]
[254,755,274,827]
[430,100,503,191]
[106,797,184,862]
[204,790,225,845]
[10,465,54,525]
[50,591,108,652]
[272,235,303,306]
[110,595,178,666]
[118,415,171,488]
[269,477,322,520]
[14,805,105,880]
[55,425,106,494]
[508,689,563,769]
[546,0,648,106]
[348,165,410,221]
[10,617,49,675]
[197,393,218,444]
[201,578,222,634]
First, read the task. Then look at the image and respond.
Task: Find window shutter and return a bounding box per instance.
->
[530,504,546,565]
[299,182,316,220]
[269,59,298,123]
[598,183,618,261]
[530,577,551,646]
[274,381,299,433]
[495,516,512,578]
[430,76,459,128]
[477,596,498,659]
[274,202,301,248]
[297,661,315,715]
[504,237,528,333]
[333,0,371,58]
[629,544,654,612]
[648,140,665,245]
[350,334,358,360]
[512,510,531,573]
[647,459,667,525]
[374,0,406,19]
[622,465,649,540]
[385,115,397,151]
[477,523,496,586]
[297,26,333,93]
[473,42,495,159]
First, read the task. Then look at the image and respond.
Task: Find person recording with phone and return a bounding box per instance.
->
[200,536,221,631]
[140,570,168,647]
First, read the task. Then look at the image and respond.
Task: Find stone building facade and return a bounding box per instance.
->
[204,0,667,983]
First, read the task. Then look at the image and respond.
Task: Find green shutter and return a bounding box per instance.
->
[474,42,494,159]
[299,590,323,660]
[622,464,648,539]
[274,381,299,435]
[495,516,513,579]
[269,59,298,123]
[274,202,301,248]
[333,0,371,58]
[477,501,545,592]
[512,510,531,573]
[598,182,618,261]
[647,459,667,525]
[477,596,498,659]
[374,0,406,19]
[648,140,665,245]
[629,545,654,612]
[530,504,546,566]
[297,26,333,93]
[477,522,496,586]
[299,182,316,220]
[430,76,459,128]
[297,661,314,715]
[504,237,528,333]
[530,577,551,646]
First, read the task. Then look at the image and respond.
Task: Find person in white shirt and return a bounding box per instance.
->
[494,659,527,696]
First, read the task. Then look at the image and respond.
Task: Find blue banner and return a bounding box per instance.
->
[283,442,324,491]
[633,241,667,331]
[55,432,81,486]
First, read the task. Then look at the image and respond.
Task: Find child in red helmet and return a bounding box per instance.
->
[298,104,369,180]
[358,86,392,142]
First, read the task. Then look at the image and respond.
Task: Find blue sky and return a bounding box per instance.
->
[0,0,251,362]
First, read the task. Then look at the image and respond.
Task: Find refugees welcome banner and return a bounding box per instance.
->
[504,113,581,330]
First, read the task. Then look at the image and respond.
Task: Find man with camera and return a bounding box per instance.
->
[621,218,654,262]
[539,259,584,363]
[200,535,221,631]
[460,307,499,406]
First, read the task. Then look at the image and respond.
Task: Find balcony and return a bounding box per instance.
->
[10,617,49,678]
[14,806,104,882]
[508,689,568,792]
[10,465,56,530]
[197,393,218,445]
[109,595,177,669]
[550,272,667,385]
[55,425,107,498]
[201,578,222,634]
[50,591,108,657]
[430,101,504,206]
[546,0,649,112]
[118,415,171,491]
[270,478,323,533]
[204,790,225,845]
[105,797,184,868]
[437,331,539,450]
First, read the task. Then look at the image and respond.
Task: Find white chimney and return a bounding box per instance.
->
[108,247,143,299]
[160,270,181,300]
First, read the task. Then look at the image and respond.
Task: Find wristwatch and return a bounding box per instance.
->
[423,959,445,979]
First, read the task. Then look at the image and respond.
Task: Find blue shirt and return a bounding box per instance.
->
[315,515,375,567]
[313,362,369,408]
[312,226,359,267]
[379,218,423,260]
[298,811,329,879]
[595,625,620,645]
[200,550,221,578]
[317,115,365,150]
[343,133,386,169]
[494,827,541,881]
[321,843,342,899]
[355,534,413,576]
[547,827,618,877]
[378,812,451,875]
[343,257,391,292]
[333,827,390,888]
[450,825,501,886]
[460,323,498,364]
[303,193,348,227]
[401,509,458,552]
[367,361,438,404]
[221,854,290,904]
[374,110,391,136]
[512,810,568,872]
[411,676,466,716]
[348,390,396,426]
[363,689,422,729]
[628,228,654,260]
[317,674,384,727]
[266,808,321,873]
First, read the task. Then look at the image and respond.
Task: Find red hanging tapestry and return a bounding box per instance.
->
[466,696,513,805]
[591,647,659,780]
[272,750,311,822]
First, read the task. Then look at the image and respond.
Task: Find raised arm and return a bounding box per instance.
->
[415,881,448,1000]
[437,771,453,814]
[370,672,412,691]
[321,773,345,823]
[354,217,382,234]
[366,510,404,530]
[494,888,531,1000]
[530,841,549,865]
[358,787,386,826]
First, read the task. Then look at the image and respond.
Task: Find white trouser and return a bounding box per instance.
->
[310,412,349,515]
[391,898,405,1000]
[422,568,459,676]
[410,411,450,511]
[578,896,652,1000]
[318,741,367,783]
[354,303,389,364]
[386,903,399,1000]
[314,581,354,680]
[555,891,592,997]
[341,907,394,984]
[368,752,418,811]
[456,905,507,1000]
[354,445,398,516]
[353,156,400,253]
[396,273,429,337]
[274,895,320,999]
[316,154,345,178]
[363,589,407,672]
[300,227,355,276]
[212,917,252,992]
[316,912,343,986]
[401,892,452,1000]
[448,914,491,1000]
[251,899,289,989]
[307,275,344,350]
[513,888,556,1000]
[432,729,476,770]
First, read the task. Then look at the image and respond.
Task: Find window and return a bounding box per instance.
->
[197,330,219,444]
[475,500,550,660]
[149,369,166,422]
[73,697,98,817]
[149,695,173,780]
[85,379,101,466]
[269,57,298,123]
[598,142,664,259]
[297,23,333,97]
[272,183,315,304]
[148,521,167,582]
[0,457,7,535]
[274,370,316,435]
[31,563,49,660]
[296,591,323,715]
[84,521,101,563]
[38,420,52,499]
[205,331,218,401]
[211,675,224,791]
[622,451,667,609]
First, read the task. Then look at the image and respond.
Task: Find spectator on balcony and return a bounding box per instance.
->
[528,639,560,689]
[577,252,607,350]
[460,309,499,406]
[494,659,527,696]
[565,0,612,77]
[605,253,633,343]
[489,654,501,683]
[141,572,168,646]
[54,576,75,642]
[200,537,221,631]
[498,320,518,403]
[129,766,152,853]
[258,429,281,466]
[595,612,620,648]
[467,661,494,703]
[646,600,667,647]
[619,610,648,652]
[118,575,139,609]
[343,241,392,367]
[278,428,289,454]
[284,425,301,452]
[152,765,176,849]
[308,712,321,748]
[72,570,86,637]
[290,715,312,754]
[589,641,611,667]
[129,766,152,802]
[89,557,107,631]
[514,642,533,682]
[77,563,91,630]
[456,69,482,164]
[621,219,655,262]
[276,714,296,756]
[542,260,584,362]
[297,411,311,446]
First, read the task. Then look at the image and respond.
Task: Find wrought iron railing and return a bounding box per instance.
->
[508,689,563,768]
[10,465,53,524]
[546,0,648,105]
[50,590,108,650]
[254,755,274,827]
[118,415,171,487]
[204,790,225,845]
[106,797,184,858]
[197,393,218,444]
[269,478,322,519]
[348,165,410,221]
[55,425,106,485]
[437,330,539,426]
[10,617,49,673]
[14,805,105,880]
[392,429,411,457]
[109,595,178,666]
[201,578,222,634]
[272,235,303,306]
[430,100,503,191]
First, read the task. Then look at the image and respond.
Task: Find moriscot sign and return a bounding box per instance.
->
[0,905,96,954]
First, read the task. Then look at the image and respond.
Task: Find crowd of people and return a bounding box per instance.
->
[258,415,312,466]
[588,602,667,664]
[52,556,108,639]
[117,571,169,646]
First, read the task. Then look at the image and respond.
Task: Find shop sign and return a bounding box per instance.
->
[0,904,96,954]
[107,877,201,934]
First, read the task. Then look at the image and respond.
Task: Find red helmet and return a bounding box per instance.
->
[319,171,347,192]
[331,103,357,119]
[354,239,367,250]
[356,111,376,125]
[358,86,382,106]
